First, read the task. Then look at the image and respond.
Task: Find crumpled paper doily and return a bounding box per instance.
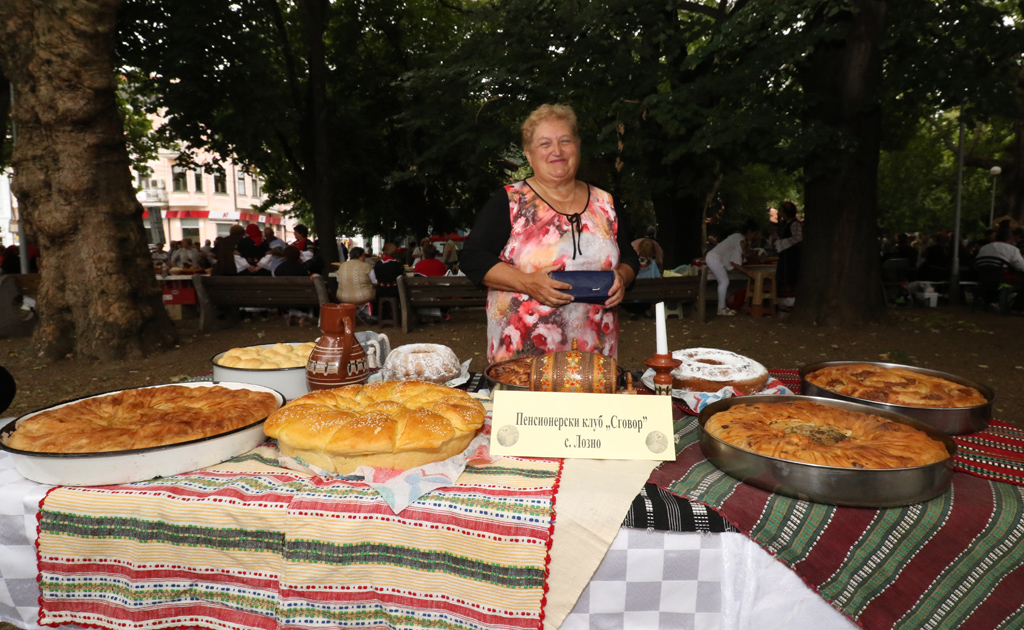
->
[640,368,793,412]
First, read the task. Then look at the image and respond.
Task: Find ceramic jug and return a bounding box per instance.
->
[306,303,370,390]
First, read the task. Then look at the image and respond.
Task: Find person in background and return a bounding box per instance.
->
[338,239,349,263]
[235,225,263,262]
[634,238,661,279]
[770,201,802,310]
[705,221,761,316]
[273,246,308,277]
[441,236,460,272]
[292,224,310,251]
[336,246,377,322]
[262,226,286,252]
[976,221,1024,311]
[414,243,448,277]
[411,238,428,265]
[460,103,639,363]
[150,243,169,265]
[918,231,953,283]
[201,239,214,254]
[374,242,404,300]
[170,238,202,269]
[631,226,663,272]
[212,226,246,275]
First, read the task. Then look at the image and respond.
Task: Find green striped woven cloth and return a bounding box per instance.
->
[651,419,1024,630]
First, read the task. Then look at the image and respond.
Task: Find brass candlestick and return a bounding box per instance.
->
[644,354,681,395]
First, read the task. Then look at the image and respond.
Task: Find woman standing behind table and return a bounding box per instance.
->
[770,201,802,310]
[705,221,761,317]
[461,104,639,363]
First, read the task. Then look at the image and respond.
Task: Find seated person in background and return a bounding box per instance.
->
[336,246,376,305]
[374,242,404,300]
[887,232,919,267]
[273,246,307,277]
[976,222,1024,273]
[236,225,263,262]
[413,243,448,277]
[705,221,761,317]
[211,226,245,276]
[291,224,310,251]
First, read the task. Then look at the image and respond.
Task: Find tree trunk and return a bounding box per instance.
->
[0,0,176,360]
[299,0,339,272]
[796,0,887,326]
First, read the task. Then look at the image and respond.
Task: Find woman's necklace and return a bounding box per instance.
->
[532,178,579,215]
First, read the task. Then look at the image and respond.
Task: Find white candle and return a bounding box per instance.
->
[655,302,668,355]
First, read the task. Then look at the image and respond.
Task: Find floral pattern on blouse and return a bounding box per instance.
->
[486,181,621,363]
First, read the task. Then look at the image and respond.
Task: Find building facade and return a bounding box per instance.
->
[137,148,298,247]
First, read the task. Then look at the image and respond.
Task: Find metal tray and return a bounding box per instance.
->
[799,361,993,435]
[0,381,284,486]
[698,395,956,508]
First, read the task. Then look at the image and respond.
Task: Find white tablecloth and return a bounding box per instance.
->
[0,451,853,630]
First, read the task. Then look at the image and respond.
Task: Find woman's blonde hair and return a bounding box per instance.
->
[521,104,579,150]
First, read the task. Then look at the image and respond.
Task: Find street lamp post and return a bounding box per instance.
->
[989,166,1002,227]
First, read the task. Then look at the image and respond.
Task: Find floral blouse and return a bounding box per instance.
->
[461,180,637,363]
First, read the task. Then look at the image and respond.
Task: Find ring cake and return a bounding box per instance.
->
[382,343,462,384]
[705,399,949,469]
[263,380,486,473]
[671,348,768,395]
[805,364,987,408]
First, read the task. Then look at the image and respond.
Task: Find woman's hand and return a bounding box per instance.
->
[523,264,574,307]
[481,262,574,307]
[604,264,635,308]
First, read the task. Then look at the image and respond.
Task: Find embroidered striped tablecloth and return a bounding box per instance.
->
[650,414,1024,630]
[36,445,562,630]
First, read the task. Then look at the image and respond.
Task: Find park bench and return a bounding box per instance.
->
[0,273,41,338]
[397,275,488,332]
[192,275,331,332]
[397,267,716,332]
[622,268,710,322]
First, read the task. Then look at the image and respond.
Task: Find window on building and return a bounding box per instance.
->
[193,170,204,193]
[252,177,261,198]
[216,223,233,237]
[214,172,227,194]
[236,172,246,196]
[172,166,188,192]
[181,219,200,243]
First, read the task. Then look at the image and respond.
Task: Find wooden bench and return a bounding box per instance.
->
[397,268,716,331]
[0,273,41,338]
[397,275,488,332]
[192,275,330,332]
[622,268,710,321]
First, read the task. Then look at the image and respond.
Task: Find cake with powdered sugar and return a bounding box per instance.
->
[670,348,768,395]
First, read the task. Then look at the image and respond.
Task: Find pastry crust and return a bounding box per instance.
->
[216,342,316,369]
[705,400,949,469]
[264,380,486,473]
[487,357,534,388]
[5,386,280,453]
[806,364,986,408]
[671,348,769,395]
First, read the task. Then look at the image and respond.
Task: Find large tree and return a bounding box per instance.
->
[0,0,176,360]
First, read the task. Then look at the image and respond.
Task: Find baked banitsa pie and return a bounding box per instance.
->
[805,364,986,408]
[264,380,486,473]
[705,400,949,469]
[4,385,280,453]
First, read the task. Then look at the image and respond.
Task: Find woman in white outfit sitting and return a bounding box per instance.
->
[705,221,761,316]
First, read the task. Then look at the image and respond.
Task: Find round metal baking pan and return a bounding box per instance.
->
[211,342,312,401]
[698,395,956,508]
[483,358,531,392]
[0,381,284,486]
[799,361,993,435]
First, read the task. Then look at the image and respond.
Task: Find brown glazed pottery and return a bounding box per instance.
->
[306,303,370,390]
